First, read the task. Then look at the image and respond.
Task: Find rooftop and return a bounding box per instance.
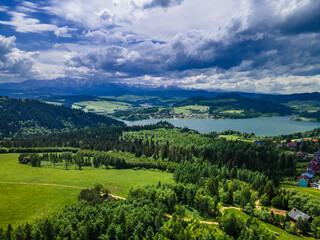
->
[288,208,311,221]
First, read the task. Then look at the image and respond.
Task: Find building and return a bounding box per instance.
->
[288,208,311,222]
[297,176,310,187]
[287,142,297,147]
[302,169,315,180]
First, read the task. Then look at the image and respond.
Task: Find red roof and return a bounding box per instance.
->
[287,142,296,146]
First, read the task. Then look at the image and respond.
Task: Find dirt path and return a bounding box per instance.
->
[109,194,126,200]
[255,199,286,217]
[220,206,241,212]
[0,181,85,189]
[255,200,261,210]
[270,208,286,217]
[0,181,127,200]
[164,214,219,225]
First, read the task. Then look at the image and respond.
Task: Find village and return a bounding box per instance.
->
[297,149,320,189]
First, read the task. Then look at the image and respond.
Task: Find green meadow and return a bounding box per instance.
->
[220,109,244,114]
[173,105,209,115]
[72,100,132,114]
[281,184,320,199]
[0,153,174,228]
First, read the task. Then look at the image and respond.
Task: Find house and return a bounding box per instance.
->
[288,208,311,222]
[301,169,315,180]
[287,142,297,147]
[297,176,310,187]
[308,161,319,173]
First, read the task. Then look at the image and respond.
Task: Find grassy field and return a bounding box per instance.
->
[0,183,80,229]
[225,209,314,240]
[43,101,63,106]
[218,134,256,142]
[220,110,244,114]
[72,100,132,114]
[281,184,320,199]
[0,153,173,228]
[173,105,209,114]
[291,117,317,122]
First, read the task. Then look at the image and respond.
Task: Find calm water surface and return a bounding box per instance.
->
[123,116,320,136]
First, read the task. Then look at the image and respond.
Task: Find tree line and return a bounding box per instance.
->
[2,123,298,179]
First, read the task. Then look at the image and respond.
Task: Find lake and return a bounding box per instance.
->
[123,116,320,136]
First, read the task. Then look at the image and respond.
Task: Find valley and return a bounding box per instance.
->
[1,85,320,239]
[1,0,320,238]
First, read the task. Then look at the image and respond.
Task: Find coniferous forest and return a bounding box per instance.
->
[1,119,320,239]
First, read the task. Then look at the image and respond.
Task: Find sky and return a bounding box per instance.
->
[0,0,320,93]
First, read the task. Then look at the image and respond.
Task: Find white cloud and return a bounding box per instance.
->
[0,12,58,33]
[54,26,77,38]
[0,5,9,12]
[0,35,39,82]
[1,0,320,93]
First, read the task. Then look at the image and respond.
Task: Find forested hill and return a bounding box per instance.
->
[174,94,292,118]
[299,110,320,122]
[261,92,320,103]
[0,96,124,137]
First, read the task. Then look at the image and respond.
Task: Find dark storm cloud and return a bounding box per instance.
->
[68,23,320,80]
[277,1,320,35]
[161,0,320,78]
[2,0,319,92]
[143,0,184,9]
[67,42,169,77]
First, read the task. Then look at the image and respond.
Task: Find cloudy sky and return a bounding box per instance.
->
[0,0,320,93]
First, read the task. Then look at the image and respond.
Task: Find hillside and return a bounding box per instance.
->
[174,94,292,118]
[297,110,320,122]
[0,96,124,137]
[262,92,320,103]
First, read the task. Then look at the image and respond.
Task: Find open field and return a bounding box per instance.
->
[281,184,320,199]
[220,109,244,114]
[291,117,318,122]
[0,153,174,228]
[0,183,80,229]
[43,101,63,106]
[72,100,132,114]
[218,134,256,142]
[173,105,209,114]
[225,209,314,240]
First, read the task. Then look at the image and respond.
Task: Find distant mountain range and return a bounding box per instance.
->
[1,78,319,101]
[0,78,263,99]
